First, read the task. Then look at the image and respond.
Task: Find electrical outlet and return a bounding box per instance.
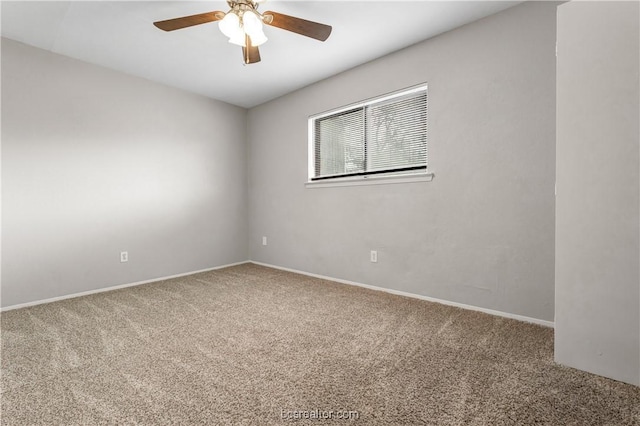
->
[120,251,128,263]
[370,250,378,263]
[262,236,267,246]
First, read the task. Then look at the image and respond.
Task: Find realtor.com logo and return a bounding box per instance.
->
[281,409,360,421]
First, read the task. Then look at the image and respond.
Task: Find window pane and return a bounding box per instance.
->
[366,92,427,172]
[315,108,365,177]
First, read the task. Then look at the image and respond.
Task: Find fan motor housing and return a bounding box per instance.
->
[227,0,259,12]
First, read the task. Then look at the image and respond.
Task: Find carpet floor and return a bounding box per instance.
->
[1,263,638,425]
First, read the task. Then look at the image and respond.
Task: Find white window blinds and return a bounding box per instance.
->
[311,85,427,181]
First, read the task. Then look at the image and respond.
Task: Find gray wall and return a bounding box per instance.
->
[247,1,557,322]
[1,38,248,308]
[555,1,640,386]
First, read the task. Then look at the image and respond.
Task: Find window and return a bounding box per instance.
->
[309,84,427,182]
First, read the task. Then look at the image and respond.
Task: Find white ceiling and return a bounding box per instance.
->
[1,1,521,108]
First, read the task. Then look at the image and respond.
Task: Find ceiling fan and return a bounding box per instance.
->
[153,0,332,65]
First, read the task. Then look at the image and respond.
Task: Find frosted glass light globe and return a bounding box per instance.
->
[242,11,262,37]
[219,12,241,39]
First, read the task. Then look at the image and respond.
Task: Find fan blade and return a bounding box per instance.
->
[262,11,331,42]
[242,35,261,64]
[154,11,224,32]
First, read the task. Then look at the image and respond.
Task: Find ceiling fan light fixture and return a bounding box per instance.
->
[153,3,332,64]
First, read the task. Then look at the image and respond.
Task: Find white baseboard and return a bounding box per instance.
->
[250,261,555,328]
[2,260,555,329]
[0,261,250,312]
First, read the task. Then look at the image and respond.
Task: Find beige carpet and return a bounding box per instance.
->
[1,263,638,425]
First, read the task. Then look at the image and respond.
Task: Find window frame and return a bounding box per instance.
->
[308,83,428,184]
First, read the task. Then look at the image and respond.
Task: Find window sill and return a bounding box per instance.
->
[305,172,434,189]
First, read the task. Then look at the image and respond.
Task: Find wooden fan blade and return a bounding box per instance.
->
[154,11,224,32]
[262,11,331,42]
[242,35,261,64]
